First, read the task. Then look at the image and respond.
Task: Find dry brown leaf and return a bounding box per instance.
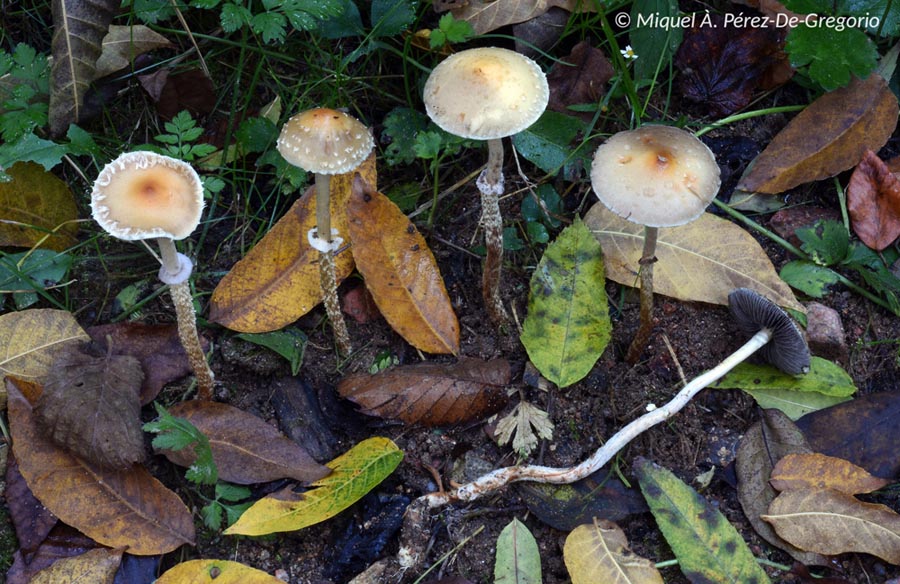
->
[29,547,123,584]
[6,450,58,554]
[338,357,509,426]
[546,41,613,118]
[584,204,804,312]
[209,154,375,332]
[346,175,459,355]
[35,341,146,469]
[7,377,195,555]
[0,308,90,383]
[763,488,900,563]
[160,401,331,485]
[563,519,664,584]
[737,74,899,194]
[6,524,98,584]
[95,25,172,77]
[846,150,900,251]
[448,0,592,34]
[771,453,891,495]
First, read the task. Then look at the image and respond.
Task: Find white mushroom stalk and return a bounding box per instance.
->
[423,47,549,325]
[91,151,215,400]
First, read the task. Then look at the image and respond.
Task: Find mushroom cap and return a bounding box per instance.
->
[728,288,810,375]
[423,47,550,140]
[276,108,374,175]
[590,125,721,228]
[91,151,204,241]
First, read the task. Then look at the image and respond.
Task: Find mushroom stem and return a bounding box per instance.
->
[626,225,659,363]
[315,174,333,242]
[477,138,508,325]
[312,172,352,357]
[157,237,183,278]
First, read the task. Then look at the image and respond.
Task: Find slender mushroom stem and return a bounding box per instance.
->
[477,138,509,325]
[156,237,215,401]
[421,327,773,507]
[626,225,659,364]
[313,173,352,357]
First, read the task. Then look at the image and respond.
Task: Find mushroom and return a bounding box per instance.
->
[91,151,215,400]
[423,47,549,324]
[276,107,375,356]
[590,125,720,363]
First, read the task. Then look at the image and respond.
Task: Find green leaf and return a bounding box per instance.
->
[780,260,841,298]
[0,250,72,309]
[740,387,851,420]
[382,107,430,165]
[521,184,562,228]
[525,221,549,244]
[836,0,900,36]
[796,220,849,266]
[371,0,415,37]
[224,437,403,536]
[317,0,363,38]
[0,132,69,177]
[503,226,526,251]
[251,11,287,43]
[629,0,683,80]
[216,482,252,502]
[521,218,611,388]
[236,117,277,153]
[143,403,218,485]
[512,111,587,175]
[495,518,542,584]
[413,131,443,160]
[635,458,772,584]
[785,25,878,90]
[220,2,252,32]
[431,13,474,48]
[235,328,307,376]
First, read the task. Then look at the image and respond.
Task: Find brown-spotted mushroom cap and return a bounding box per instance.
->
[423,47,550,140]
[276,108,375,175]
[590,125,720,228]
[91,151,204,241]
[728,288,810,375]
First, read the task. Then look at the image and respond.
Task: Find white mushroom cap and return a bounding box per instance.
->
[590,125,721,228]
[276,108,375,175]
[91,151,204,241]
[423,47,550,140]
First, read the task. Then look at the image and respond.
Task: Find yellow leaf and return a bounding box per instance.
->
[30,547,123,584]
[450,0,594,34]
[584,204,804,312]
[0,162,79,251]
[564,519,664,584]
[346,176,459,354]
[771,453,891,495]
[0,308,89,382]
[209,154,376,332]
[156,559,285,583]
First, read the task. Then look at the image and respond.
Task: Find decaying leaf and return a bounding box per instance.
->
[49,0,117,135]
[7,377,195,554]
[546,41,613,117]
[161,400,331,485]
[29,547,123,584]
[6,524,98,584]
[448,0,593,34]
[563,519,664,584]
[585,204,804,312]
[0,162,79,251]
[6,451,58,554]
[494,400,554,457]
[210,154,374,332]
[346,175,459,354]
[338,357,509,426]
[0,308,90,383]
[495,518,542,584]
[95,25,173,78]
[737,74,899,194]
[763,489,900,564]
[156,559,286,583]
[771,453,891,494]
[847,150,900,251]
[225,437,402,536]
[34,341,145,469]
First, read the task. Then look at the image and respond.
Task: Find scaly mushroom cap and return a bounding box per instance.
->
[728,288,810,375]
[590,125,721,228]
[91,151,204,241]
[276,108,374,175]
[423,47,549,140]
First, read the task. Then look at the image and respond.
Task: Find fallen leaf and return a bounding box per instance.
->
[29,547,123,584]
[763,488,900,563]
[449,0,592,34]
[521,217,610,388]
[495,518,542,584]
[156,559,285,583]
[635,457,773,583]
[546,41,613,117]
[0,162,79,251]
[563,519,664,584]
[161,400,331,485]
[0,308,90,383]
[6,451,58,554]
[346,175,459,355]
[95,25,172,77]
[338,357,509,426]
[7,377,195,554]
[735,409,825,565]
[847,150,900,250]
[6,524,97,584]
[209,154,375,333]
[585,204,804,312]
[225,437,402,536]
[153,69,216,120]
[737,74,899,194]
[34,341,145,469]
[771,453,891,494]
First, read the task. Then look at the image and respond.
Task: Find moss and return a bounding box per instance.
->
[0,504,18,574]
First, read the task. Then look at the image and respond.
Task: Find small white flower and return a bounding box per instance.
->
[620,45,638,60]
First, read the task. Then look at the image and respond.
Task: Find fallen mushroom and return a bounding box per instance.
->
[91,151,215,400]
[590,125,720,363]
[276,107,375,357]
[423,47,549,324]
